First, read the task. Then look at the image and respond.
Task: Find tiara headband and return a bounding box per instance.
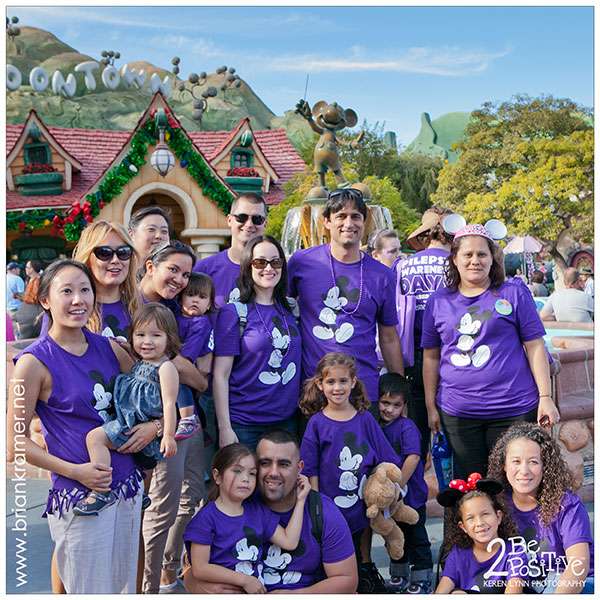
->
[436,472,504,507]
[442,214,507,242]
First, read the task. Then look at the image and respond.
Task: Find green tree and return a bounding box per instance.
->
[390,154,443,213]
[431,95,593,266]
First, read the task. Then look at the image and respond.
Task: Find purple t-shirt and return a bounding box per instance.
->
[300,410,400,534]
[504,491,594,578]
[381,416,428,509]
[214,302,301,426]
[176,313,214,363]
[395,247,449,344]
[263,494,355,591]
[183,498,279,577]
[15,329,140,516]
[288,245,398,403]
[194,250,240,308]
[420,280,545,419]
[443,544,528,593]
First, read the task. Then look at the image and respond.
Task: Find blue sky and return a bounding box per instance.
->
[9,5,594,146]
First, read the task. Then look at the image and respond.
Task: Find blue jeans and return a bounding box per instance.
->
[231,414,299,451]
[177,385,196,410]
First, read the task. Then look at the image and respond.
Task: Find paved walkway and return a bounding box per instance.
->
[6,474,593,594]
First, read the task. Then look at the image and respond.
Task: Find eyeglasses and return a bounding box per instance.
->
[327,188,364,202]
[93,245,133,262]
[250,257,284,270]
[231,213,266,226]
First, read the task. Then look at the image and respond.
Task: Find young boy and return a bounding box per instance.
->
[377,373,433,593]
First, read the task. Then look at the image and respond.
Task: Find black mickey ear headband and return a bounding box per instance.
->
[436,472,504,508]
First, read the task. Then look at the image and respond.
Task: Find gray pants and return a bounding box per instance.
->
[142,431,205,593]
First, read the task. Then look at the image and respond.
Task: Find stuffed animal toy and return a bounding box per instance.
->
[363,462,419,560]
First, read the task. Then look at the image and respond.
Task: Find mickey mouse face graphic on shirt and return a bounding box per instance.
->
[101,314,129,343]
[89,370,117,422]
[262,541,305,586]
[233,526,263,579]
[313,276,359,344]
[334,432,368,509]
[258,315,299,386]
[451,306,493,369]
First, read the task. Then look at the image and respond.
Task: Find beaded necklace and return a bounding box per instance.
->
[328,246,364,316]
[254,302,292,359]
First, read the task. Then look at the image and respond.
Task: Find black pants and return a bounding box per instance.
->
[440,407,538,479]
[406,349,430,461]
[391,504,433,570]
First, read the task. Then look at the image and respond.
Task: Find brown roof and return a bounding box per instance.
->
[7,120,306,210]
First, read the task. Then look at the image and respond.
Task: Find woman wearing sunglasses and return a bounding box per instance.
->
[213,235,302,450]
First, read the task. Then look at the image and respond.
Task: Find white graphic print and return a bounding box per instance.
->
[313,285,355,343]
[263,545,302,586]
[208,329,215,351]
[228,287,241,304]
[334,441,367,509]
[101,325,127,343]
[450,311,491,368]
[258,319,297,387]
[233,536,264,581]
[93,383,112,411]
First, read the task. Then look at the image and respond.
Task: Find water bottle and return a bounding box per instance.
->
[431,432,452,490]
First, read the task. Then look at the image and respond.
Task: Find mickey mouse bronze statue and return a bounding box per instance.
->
[296,99,364,189]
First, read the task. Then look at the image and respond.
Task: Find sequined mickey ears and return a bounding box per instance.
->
[442,214,507,242]
[436,472,504,507]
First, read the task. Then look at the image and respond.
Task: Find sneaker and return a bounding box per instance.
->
[142,494,152,510]
[406,581,432,594]
[387,575,410,593]
[357,562,387,594]
[73,491,116,516]
[174,415,201,441]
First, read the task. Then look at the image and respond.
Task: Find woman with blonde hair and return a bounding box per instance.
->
[72,220,141,339]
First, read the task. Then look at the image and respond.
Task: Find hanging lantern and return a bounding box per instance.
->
[150,109,175,177]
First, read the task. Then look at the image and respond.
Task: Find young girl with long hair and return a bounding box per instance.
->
[487,422,593,594]
[299,352,400,592]
[74,303,179,515]
[183,443,310,593]
[435,474,526,594]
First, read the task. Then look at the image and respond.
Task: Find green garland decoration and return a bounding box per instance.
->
[8,115,235,241]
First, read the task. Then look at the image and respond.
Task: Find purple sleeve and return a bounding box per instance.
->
[399,419,421,457]
[300,417,320,477]
[441,546,460,584]
[377,268,399,327]
[287,253,299,298]
[183,504,214,545]
[557,493,593,549]
[515,285,546,342]
[420,294,441,349]
[367,412,401,466]
[260,503,282,541]
[214,304,241,357]
[321,496,355,564]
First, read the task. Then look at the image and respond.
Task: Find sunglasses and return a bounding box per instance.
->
[231,213,266,226]
[93,245,133,262]
[250,257,284,270]
[327,188,364,202]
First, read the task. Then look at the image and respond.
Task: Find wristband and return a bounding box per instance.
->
[539,394,552,399]
[153,419,163,437]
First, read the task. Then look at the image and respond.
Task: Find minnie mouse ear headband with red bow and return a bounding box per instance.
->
[436,472,504,508]
[442,214,507,243]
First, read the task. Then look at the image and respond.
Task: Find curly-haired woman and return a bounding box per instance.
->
[488,422,593,594]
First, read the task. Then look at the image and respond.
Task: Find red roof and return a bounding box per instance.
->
[7,122,306,210]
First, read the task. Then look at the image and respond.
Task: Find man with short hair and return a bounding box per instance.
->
[6,262,24,337]
[580,266,594,299]
[288,188,404,403]
[183,430,358,594]
[128,205,172,259]
[540,267,594,323]
[193,192,267,307]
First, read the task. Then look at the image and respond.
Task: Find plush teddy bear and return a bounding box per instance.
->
[363,462,419,560]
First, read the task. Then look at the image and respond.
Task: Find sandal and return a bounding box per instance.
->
[73,491,116,516]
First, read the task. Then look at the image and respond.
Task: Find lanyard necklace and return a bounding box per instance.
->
[328,245,364,316]
[254,301,291,359]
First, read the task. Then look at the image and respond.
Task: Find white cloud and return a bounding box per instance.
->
[147,34,224,59]
[267,45,511,77]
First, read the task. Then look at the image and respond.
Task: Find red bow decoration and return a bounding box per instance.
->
[449,472,482,493]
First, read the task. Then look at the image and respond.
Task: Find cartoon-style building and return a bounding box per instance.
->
[6,92,306,262]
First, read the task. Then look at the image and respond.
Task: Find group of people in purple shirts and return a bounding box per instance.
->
[7,189,593,594]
